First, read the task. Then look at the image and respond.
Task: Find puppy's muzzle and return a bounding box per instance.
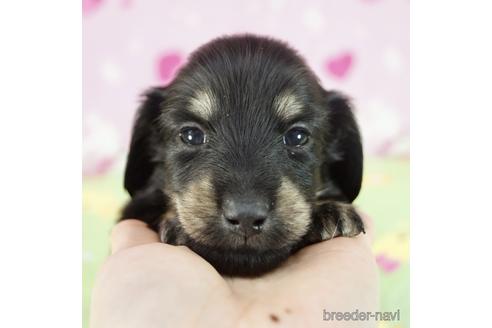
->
[222,195,270,238]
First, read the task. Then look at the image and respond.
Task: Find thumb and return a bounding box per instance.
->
[110,219,160,254]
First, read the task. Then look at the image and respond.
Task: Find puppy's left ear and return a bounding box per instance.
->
[317,90,363,203]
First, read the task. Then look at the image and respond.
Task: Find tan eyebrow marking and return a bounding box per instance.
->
[273,92,304,120]
[188,89,215,119]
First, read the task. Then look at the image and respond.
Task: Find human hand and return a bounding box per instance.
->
[90,216,378,328]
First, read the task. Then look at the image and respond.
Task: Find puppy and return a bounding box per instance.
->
[121,35,364,276]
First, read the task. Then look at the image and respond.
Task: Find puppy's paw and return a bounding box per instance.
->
[159,217,186,245]
[313,201,365,240]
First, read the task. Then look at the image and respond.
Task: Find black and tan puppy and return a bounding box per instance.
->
[121,35,364,276]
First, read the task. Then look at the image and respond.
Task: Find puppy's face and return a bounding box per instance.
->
[124,36,363,275]
[161,88,319,269]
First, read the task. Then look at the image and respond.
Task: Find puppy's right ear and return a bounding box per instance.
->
[124,87,166,196]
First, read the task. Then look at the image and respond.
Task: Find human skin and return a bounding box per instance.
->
[90,216,378,328]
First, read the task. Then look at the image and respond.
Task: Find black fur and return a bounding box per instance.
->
[121,35,364,276]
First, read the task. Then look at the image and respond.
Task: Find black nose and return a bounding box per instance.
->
[222,196,270,237]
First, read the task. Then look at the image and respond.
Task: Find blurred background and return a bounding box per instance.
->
[83,0,409,327]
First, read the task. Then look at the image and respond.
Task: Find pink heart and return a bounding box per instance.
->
[375,254,401,273]
[157,52,183,84]
[325,52,354,79]
[82,0,104,16]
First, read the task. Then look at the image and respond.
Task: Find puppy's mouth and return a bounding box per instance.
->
[160,218,304,276]
[183,235,296,276]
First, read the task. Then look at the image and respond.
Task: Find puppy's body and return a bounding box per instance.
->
[122,35,364,276]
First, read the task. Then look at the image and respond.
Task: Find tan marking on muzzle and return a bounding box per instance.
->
[174,174,218,241]
[273,92,304,120]
[276,177,311,241]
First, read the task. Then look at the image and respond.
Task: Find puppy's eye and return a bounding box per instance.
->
[283,127,309,147]
[179,127,206,145]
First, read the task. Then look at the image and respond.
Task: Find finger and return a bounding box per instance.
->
[111,219,160,254]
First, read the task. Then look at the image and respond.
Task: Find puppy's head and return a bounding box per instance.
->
[124,35,363,275]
